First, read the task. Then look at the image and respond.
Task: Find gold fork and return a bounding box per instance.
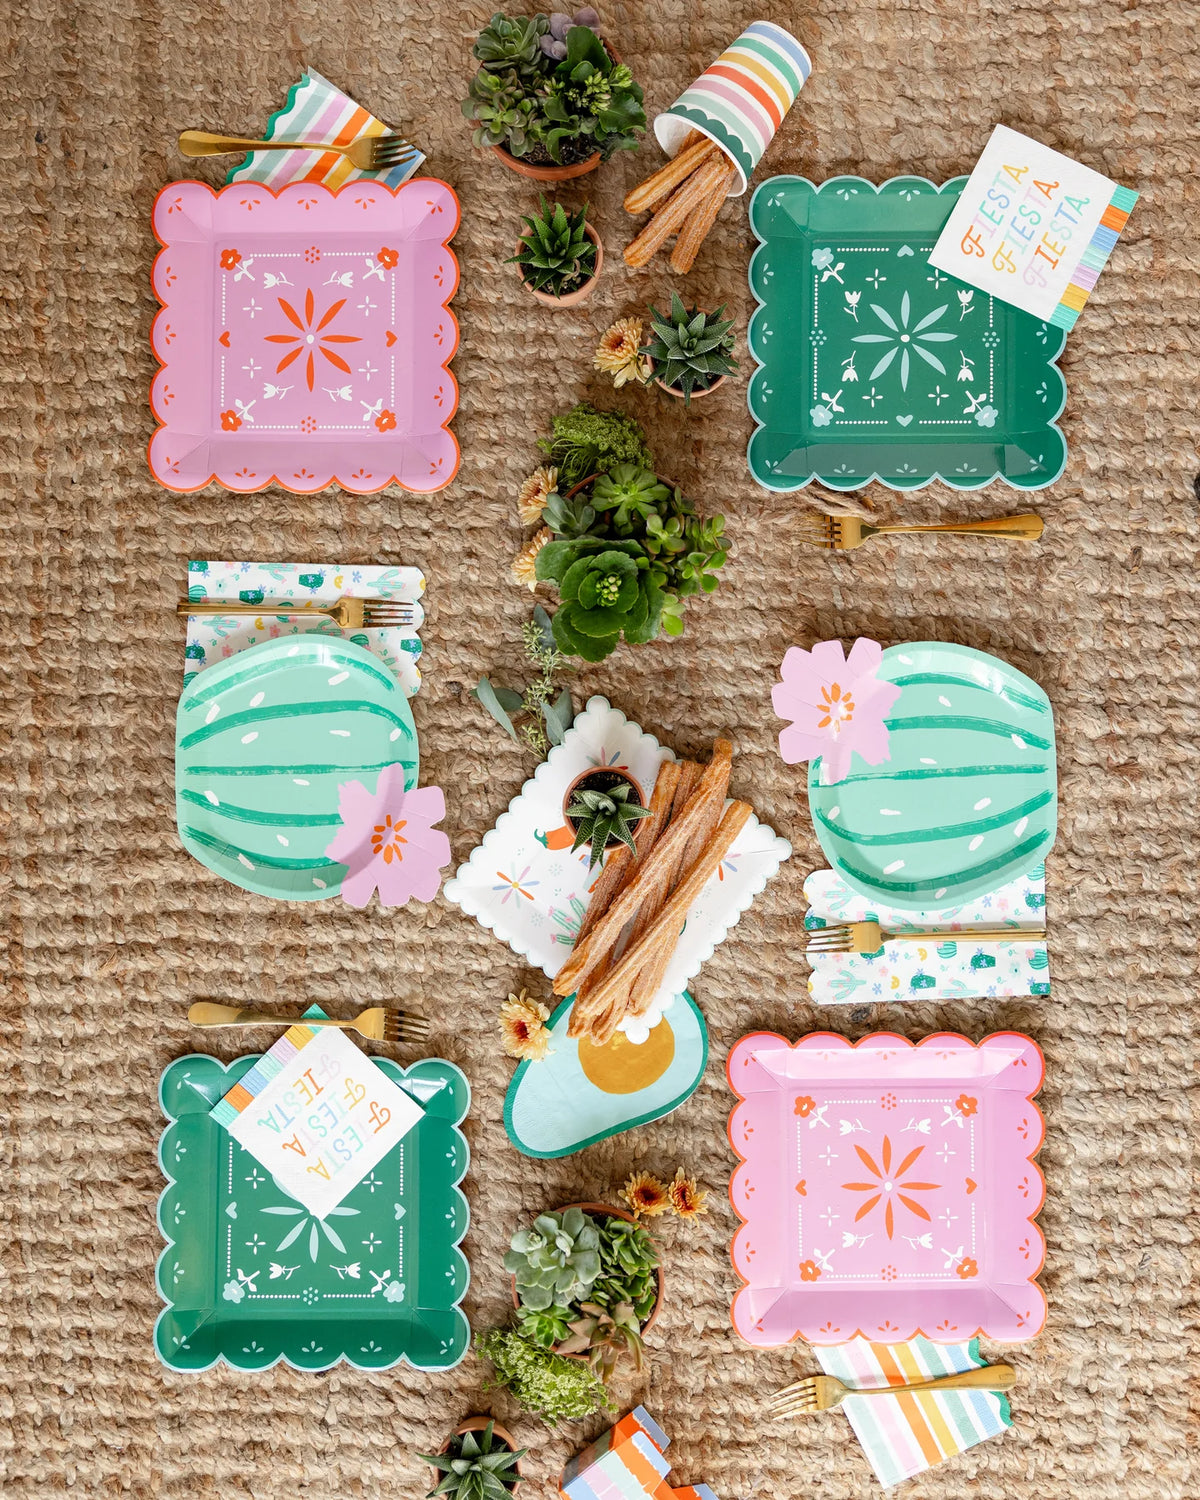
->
[806,919,1045,956]
[176,598,417,629]
[188,1001,431,1045]
[769,1363,1015,1417]
[179,130,416,172]
[796,513,1044,550]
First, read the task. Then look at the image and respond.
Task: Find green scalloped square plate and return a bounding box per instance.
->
[747,176,1068,492]
[155,1044,470,1373]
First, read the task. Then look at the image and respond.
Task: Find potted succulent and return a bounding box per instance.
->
[562,772,649,868]
[505,1203,663,1355]
[644,294,739,405]
[510,198,603,307]
[533,464,730,661]
[421,1418,526,1500]
[463,9,646,182]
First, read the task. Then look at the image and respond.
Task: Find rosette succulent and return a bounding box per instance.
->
[535,537,665,662]
[505,1207,602,1311]
[593,1216,659,1323]
[540,487,597,537]
[474,11,549,74]
[464,71,543,153]
[645,293,740,405]
[556,1299,644,1381]
[590,464,671,533]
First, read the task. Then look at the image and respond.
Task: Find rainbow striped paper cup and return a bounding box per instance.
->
[654,21,812,195]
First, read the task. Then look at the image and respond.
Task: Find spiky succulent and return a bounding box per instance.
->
[419,1422,526,1500]
[505,1207,602,1311]
[593,1216,659,1323]
[509,196,597,298]
[473,12,549,75]
[591,464,671,533]
[645,293,739,405]
[556,1300,645,1382]
[566,780,650,869]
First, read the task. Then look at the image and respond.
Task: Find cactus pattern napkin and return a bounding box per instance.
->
[815,1337,1012,1487]
[181,561,425,696]
[226,69,424,191]
[804,867,1049,1004]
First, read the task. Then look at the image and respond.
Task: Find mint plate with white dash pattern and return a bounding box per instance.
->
[175,634,417,900]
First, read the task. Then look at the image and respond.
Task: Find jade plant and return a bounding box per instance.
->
[463,9,646,166]
[566,780,650,869]
[505,1207,602,1312]
[533,462,730,661]
[644,293,739,405]
[420,1423,526,1500]
[476,1328,613,1425]
[474,605,574,753]
[510,197,597,298]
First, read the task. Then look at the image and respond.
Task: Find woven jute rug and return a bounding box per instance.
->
[2,1,1197,1495]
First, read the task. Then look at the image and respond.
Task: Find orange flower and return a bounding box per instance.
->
[220,409,242,431]
[956,1094,978,1117]
[956,1257,978,1279]
[668,1167,708,1220]
[499,988,552,1061]
[377,246,399,269]
[370,812,408,865]
[375,409,398,432]
[265,288,362,392]
[219,248,241,270]
[621,1171,670,1219]
[841,1135,940,1239]
[794,1095,816,1118]
[799,1260,822,1282]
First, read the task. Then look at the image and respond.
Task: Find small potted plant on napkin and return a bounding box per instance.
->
[421,1418,526,1499]
[510,198,602,307]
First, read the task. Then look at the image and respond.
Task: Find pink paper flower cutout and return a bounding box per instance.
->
[772,637,902,786]
[324,762,451,909]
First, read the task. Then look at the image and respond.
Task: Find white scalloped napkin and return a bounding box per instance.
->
[444,696,791,1032]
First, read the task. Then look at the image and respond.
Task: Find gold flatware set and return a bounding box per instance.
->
[176,597,417,629]
[179,129,416,174]
[807,919,1047,957]
[188,1002,430,1047]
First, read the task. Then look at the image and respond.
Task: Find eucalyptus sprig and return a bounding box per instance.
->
[474,604,574,753]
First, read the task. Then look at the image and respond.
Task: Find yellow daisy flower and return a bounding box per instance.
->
[511,527,552,591]
[620,1170,671,1219]
[517,466,558,526]
[669,1167,709,1220]
[594,317,653,388]
[499,989,553,1061]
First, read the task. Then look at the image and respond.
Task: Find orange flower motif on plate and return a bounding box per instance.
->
[220,409,241,431]
[377,247,399,268]
[371,813,408,865]
[375,409,397,432]
[841,1135,940,1239]
[794,1095,816,1117]
[956,1257,978,1279]
[219,248,241,270]
[799,1259,822,1282]
[264,289,362,392]
[956,1094,978,1117]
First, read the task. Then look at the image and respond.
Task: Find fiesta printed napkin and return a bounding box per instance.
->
[804,867,1049,1004]
[815,1337,1012,1488]
[210,1021,423,1219]
[226,69,424,191]
[182,561,425,696]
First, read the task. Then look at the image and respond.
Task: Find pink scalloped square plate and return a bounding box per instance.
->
[727,1030,1046,1346]
[149,178,460,494]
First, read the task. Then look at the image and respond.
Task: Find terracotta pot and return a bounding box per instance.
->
[653,370,728,401]
[515,222,603,308]
[492,143,602,181]
[430,1416,525,1495]
[508,1202,665,1339]
[562,765,645,844]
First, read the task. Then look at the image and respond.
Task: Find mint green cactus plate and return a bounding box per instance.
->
[809,643,1057,908]
[747,176,1068,492]
[175,636,417,901]
[155,1040,470,1373]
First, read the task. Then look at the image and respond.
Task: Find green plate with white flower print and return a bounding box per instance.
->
[747,176,1068,492]
[155,1037,470,1373]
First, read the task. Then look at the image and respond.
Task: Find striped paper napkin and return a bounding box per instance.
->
[227,69,424,191]
[815,1337,1012,1488]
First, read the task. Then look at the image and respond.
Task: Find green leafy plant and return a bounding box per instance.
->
[505,1207,603,1311]
[514,1303,574,1349]
[535,463,730,660]
[556,1300,645,1382]
[476,1328,613,1425]
[593,1216,659,1324]
[462,10,645,166]
[537,402,655,488]
[566,780,650,869]
[474,605,574,753]
[644,293,739,405]
[419,1423,526,1500]
[509,197,597,298]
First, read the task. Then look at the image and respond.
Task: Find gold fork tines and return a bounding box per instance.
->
[806,919,1046,956]
[797,513,1045,550]
[188,1002,431,1045]
[179,130,416,172]
[768,1363,1016,1417]
[176,597,417,629]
